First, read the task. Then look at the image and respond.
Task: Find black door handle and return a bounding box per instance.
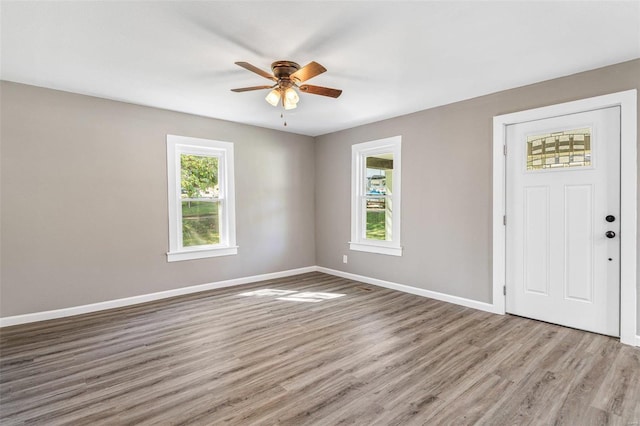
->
[605,231,616,239]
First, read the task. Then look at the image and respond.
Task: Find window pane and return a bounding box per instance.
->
[365,153,393,241]
[180,154,219,247]
[366,197,387,240]
[366,154,393,194]
[182,200,220,246]
[526,128,591,170]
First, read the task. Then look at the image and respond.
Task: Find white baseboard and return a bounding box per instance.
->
[0,266,500,328]
[317,268,640,347]
[316,267,501,314]
[0,266,316,327]
[14,266,626,331]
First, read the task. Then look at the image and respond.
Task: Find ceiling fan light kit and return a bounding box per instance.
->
[283,87,299,109]
[232,60,342,111]
[265,89,281,106]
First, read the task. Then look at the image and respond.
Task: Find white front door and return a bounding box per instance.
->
[506,106,620,337]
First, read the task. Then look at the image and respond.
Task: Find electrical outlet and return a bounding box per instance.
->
[343,255,348,264]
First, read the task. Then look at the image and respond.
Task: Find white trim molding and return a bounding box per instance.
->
[350,136,403,256]
[166,134,237,262]
[0,266,316,328]
[3,265,636,346]
[492,90,637,346]
[0,266,500,328]
[348,242,402,257]
[317,267,500,314]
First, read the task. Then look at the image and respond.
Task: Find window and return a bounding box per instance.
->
[526,128,591,170]
[350,136,402,256]
[166,135,237,261]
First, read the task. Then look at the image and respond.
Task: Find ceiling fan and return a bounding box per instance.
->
[231,61,342,110]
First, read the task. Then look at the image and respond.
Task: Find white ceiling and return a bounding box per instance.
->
[2,1,639,136]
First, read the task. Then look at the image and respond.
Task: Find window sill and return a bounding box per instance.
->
[349,242,402,257]
[167,246,238,262]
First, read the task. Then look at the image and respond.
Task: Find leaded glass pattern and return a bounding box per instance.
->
[526,128,591,170]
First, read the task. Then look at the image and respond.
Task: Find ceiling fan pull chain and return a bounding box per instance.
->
[281,113,287,127]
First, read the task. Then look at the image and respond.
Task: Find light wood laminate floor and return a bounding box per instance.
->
[1,272,639,425]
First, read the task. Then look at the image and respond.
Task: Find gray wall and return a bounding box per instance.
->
[2,60,639,329]
[0,82,316,316]
[314,60,640,327]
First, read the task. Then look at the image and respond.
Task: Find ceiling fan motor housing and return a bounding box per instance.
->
[272,61,301,83]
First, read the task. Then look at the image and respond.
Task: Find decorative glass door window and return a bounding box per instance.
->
[526,128,591,170]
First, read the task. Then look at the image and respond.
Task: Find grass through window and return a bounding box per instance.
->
[366,210,386,240]
[182,201,219,246]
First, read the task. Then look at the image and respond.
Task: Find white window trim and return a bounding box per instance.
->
[166,135,237,262]
[350,136,402,256]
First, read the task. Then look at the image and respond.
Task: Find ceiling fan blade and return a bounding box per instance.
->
[234,62,276,81]
[290,61,327,83]
[299,84,342,98]
[231,85,273,92]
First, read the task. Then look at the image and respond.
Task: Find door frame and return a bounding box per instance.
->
[492,90,637,346]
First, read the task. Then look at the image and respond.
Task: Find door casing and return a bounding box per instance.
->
[492,90,637,346]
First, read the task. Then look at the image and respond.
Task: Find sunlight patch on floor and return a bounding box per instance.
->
[238,289,345,303]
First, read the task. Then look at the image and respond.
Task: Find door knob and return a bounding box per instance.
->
[605,215,615,222]
[605,231,616,239]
